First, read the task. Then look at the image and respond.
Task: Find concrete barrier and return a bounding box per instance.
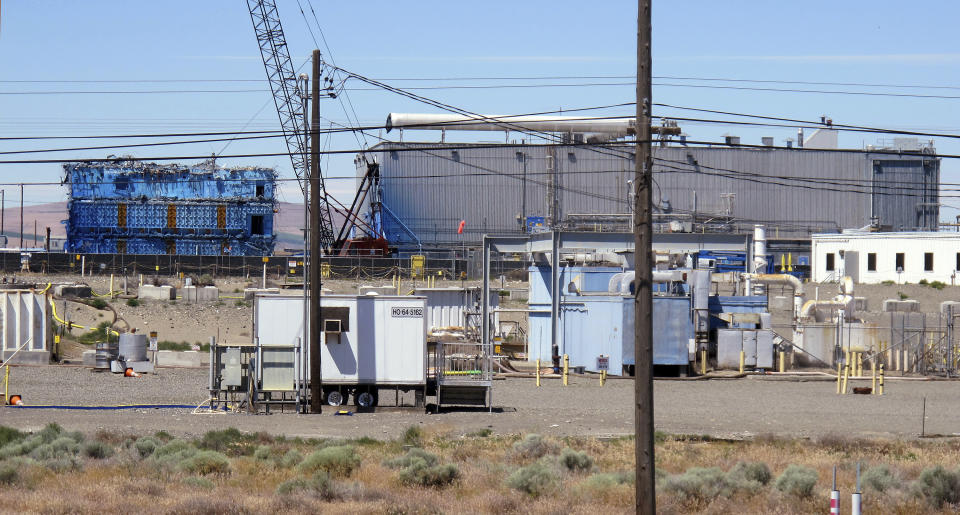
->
[82,349,96,367]
[156,350,206,368]
[882,299,919,312]
[941,301,960,316]
[53,284,92,297]
[138,285,176,300]
[182,286,219,302]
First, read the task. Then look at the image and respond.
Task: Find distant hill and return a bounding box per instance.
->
[5,201,342,250]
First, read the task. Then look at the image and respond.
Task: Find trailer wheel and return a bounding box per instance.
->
[355,389,378,408]
[324,389,345,406]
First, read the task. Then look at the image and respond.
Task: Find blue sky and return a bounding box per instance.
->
[1,1,959,218]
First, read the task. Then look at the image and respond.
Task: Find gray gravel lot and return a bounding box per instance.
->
[2,366,959,440]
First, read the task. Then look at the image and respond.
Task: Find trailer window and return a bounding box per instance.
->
[896,253,905,271]
[925,252,934,272]
[825,253,835,272]
[323,307,350,332]
[251,215,264,235]
[867,253,877,272]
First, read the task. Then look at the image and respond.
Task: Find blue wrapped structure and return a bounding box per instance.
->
[64,160,277,256]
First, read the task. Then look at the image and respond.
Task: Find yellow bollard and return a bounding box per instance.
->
[562,354,569,386]
[871,359,877,394]
[600,370,606,387]
[842,362,850,394]
[700,349,707,375]
[779,351,786,373]
[739,350,745,374]
[878,364,884,395]
[836,361,843,394]
[858,352,864,378]
[535,359,541,387]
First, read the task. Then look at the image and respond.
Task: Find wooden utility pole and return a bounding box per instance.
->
[634,0,655,513]
[308,49,323,413]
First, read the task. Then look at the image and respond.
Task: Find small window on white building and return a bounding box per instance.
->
[925,253,934,272]
[867,253,877,272]
[825,253,835,272]
[896,253,905,271]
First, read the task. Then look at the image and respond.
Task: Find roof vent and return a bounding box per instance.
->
[724,135,740,146]
[761,137,774,147]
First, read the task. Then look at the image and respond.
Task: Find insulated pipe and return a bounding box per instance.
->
[386,113,681,136]
[798,276,854,319]
[741,273,804,318]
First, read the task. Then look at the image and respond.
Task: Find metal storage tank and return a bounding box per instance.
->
[358,142,939,247]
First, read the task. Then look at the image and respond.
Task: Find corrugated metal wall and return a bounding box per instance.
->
[361,143,939,246]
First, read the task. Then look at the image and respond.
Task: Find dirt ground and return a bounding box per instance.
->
[2,366,959,441]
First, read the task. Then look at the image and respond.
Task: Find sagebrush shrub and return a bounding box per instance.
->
[253,445,272,461]
[663,467,733,500]
[82,441,115,460]
[512,434,558,460]
[179,450,231,476]
[0,463,17,485]
[383,448,438,469]
[558,448,593,472]
[401,426,424,447]
[298,446,360,478]
[398,462,459,488]
[506,461,559,496]
[863,465,896,493]
[775,465,818,497]
[279,449,303,468]
[134,436,160,458]
[727,461,772,486]
[912,466,960,508]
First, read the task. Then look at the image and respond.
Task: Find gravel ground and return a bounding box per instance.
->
[3,365,960,440]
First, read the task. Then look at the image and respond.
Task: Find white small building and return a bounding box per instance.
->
[811,232,960,284]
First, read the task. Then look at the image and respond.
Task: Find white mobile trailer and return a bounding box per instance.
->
[253,293,427,407]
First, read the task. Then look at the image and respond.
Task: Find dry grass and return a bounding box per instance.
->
[0,425,959,513]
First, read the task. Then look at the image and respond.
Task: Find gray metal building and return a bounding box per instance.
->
[356,142,939,247]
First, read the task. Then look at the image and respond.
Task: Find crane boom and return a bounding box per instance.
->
[247,0,335,250]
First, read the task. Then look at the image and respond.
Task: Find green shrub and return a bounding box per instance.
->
[90,299,108,310]
[919,279,929,286]
[383,448,438,469]
[727,461,772,486]
[43,456,81,472]
[775,465,818,497]
[279,449,303,468]
[81,440,115,460]
[36,423,64,444]
[912,466,960,508]
[863,465,896,493]
[898,292,909,300]
[467,428,493,438]
[64,431,85,444]
[298,445,360,478]
[584,471,634,488]
[0,463,17,485]
[398,462,459,488]
[197,427,256,455]
[558,448,593,472]
[0,426,26,448]
[31,437,80,460]
[663,467,733,500]
[126,299,140,307]
[134,436,161,458]
[152,439,198,466]
[401,425,424,447]
[506,461,559,496]
[179,450,231,476]
[512,434,558,460]
[930,281,947,290]
[881,280,895,285]
[253,445,272,461]
[276,471,338,500]
[182,476,214,490]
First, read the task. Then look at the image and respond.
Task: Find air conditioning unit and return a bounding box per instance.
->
[324,319,342,334]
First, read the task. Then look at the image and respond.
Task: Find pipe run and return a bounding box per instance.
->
[741,273,804,319]
[799,276,855,319]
